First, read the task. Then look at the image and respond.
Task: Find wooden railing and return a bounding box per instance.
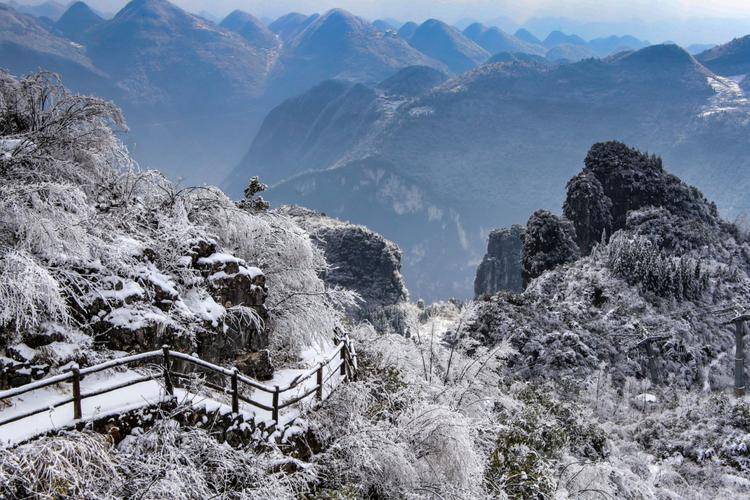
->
[0,336,358,429]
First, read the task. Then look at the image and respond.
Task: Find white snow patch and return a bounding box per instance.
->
[96,278,145,302]
[182,289,225,326]
[135,263,178,297]
[197,252,244,266]
[104,306,175,331]
[636,393,657,403]
[9,343,37,362]
[409,106,434,117]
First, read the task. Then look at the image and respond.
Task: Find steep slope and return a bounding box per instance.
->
[268,12,319,41]
[397,21,417,40]
[253,44,749,300]
[268,9,442,98]
[84,0,270,114]
[697,35,750,76]
[226,65,448,190]
[228,79,381,186]
[7,0,67,20]
[376,65,448,97]
[54,1,103,41]
[462,22,545,56]
[219,9,279,51]
[407,19,489,73]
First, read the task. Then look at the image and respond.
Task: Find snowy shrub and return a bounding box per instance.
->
[0,70,354,368]
[115,420,304,499]
[0,431,119,498]
[486,384,607,498]
[301,320,504,498]
[0,249,68,340]
[0,418,306,499]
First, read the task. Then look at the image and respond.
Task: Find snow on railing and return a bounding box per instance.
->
[0,336,357,431]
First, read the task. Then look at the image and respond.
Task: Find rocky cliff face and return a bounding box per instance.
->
[474,225,524,296]
[280,206,408,308]
[522,210,580,287]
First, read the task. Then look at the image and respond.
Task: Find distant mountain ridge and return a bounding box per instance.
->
[0,0,449,183]
[227,43,750,299]
[463,22,545,56]
[267,9,443,98]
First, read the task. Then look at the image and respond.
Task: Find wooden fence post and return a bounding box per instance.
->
[272,385,280,423]
[162,345,174,396]
[340,343,347,377]
[71,364,82,420]
[316,363,324,402]
[231,368,239,414]
[736,320,746,397]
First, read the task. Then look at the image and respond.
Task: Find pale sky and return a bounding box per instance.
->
[21,0,750,44]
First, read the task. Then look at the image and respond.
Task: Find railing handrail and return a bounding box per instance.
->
[0,336,357,432]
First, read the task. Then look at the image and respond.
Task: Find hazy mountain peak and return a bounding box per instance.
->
[219,9,278,49]
[317,8,358,25]
[291,8,378,50]
[543,30,588,48]
[113,0,186,24]
[514,28,541,45]
[85,0,269,110]
[55,1,103,39]
[409,18,489,73]
[462,22,486,40]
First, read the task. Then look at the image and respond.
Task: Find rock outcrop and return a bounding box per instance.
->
[564,141,719,255]
[522,210,580,287]
[466,142,749,387]
[281,206,408,308]
[474,225,525,296]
